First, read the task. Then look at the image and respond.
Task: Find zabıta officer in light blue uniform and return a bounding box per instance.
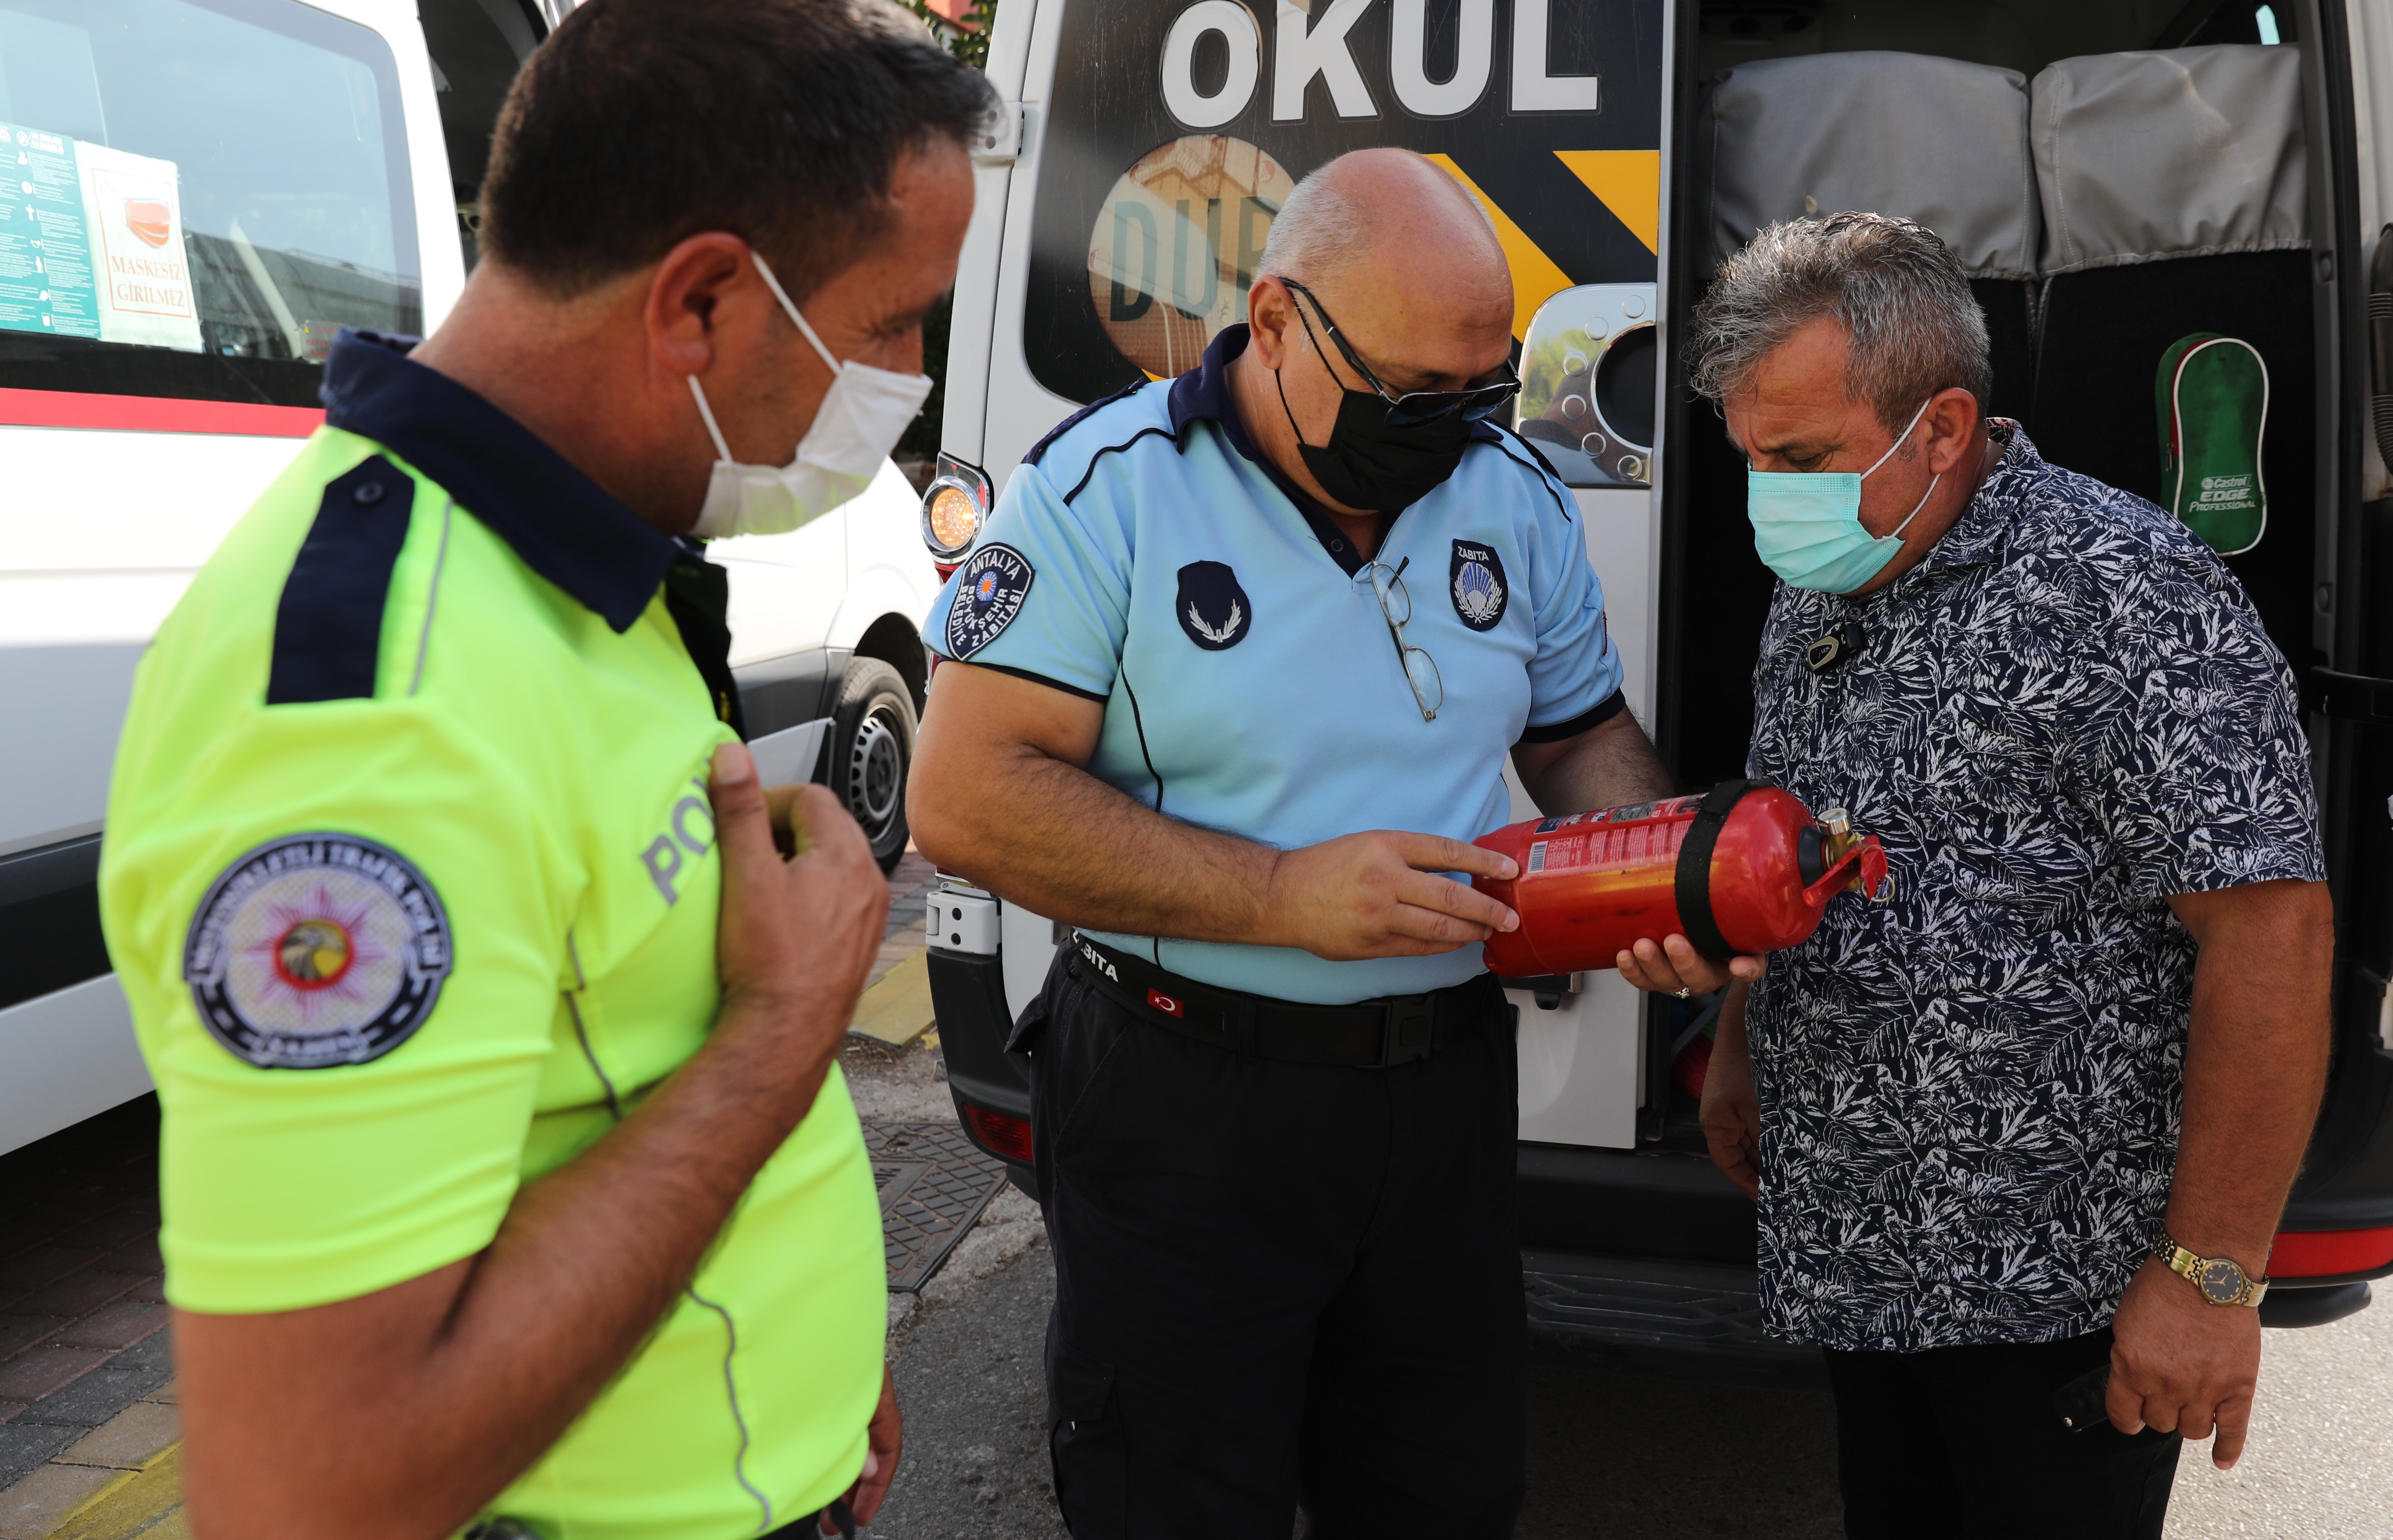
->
[911,151,1755,1538]
[934,296,1617,1006]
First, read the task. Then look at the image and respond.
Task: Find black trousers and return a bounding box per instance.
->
[1015,947,1526,1540]
[1824,1326,2183,1540]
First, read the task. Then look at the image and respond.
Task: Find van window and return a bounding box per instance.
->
[0,0,419,410]
[1025,0,1663,406]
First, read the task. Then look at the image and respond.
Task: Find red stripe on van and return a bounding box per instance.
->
[0,388,325,437]
[2268,1226,2393,1279]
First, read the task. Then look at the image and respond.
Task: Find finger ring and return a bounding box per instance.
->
[1674,987,1692,999]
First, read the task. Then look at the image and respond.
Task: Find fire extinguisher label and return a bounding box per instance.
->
[1449,540,1509,631]
[1521,820,1691,878]
[1599,794,1701,824]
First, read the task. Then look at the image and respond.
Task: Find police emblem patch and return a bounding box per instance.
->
[945,543,1034,659]
[1450,540,1508,631]
[1175,560,1251,651]
[183,834,452,1070]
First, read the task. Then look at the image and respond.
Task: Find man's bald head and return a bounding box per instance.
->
[1259,149,1509,315]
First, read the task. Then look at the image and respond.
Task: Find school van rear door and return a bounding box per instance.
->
[944,0,1676,1149]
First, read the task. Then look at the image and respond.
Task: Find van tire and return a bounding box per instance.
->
[830,657,915,874]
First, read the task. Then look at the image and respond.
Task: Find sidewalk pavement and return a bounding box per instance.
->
[0,849,952,1539]
[0,1388,180,1540]
[854,852,942,1047]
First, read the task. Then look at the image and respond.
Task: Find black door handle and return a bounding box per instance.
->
[2310,669,2393,722]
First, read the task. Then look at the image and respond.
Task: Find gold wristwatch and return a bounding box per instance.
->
[2158,1233,2270,1307]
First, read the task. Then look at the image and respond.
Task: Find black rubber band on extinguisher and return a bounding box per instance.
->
[1674,779,1760,962]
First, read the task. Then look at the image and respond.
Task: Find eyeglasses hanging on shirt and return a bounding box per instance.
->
[1362,557,1443,721]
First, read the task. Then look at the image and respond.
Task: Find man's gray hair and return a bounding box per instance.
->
[1685,213,1991,431]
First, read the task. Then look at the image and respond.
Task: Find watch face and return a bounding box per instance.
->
[2200,1259,2245,1302]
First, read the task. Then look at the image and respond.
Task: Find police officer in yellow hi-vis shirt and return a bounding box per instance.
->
[94,4,989,1537]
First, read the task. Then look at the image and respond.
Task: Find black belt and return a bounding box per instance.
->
[1064,933,1498,1069]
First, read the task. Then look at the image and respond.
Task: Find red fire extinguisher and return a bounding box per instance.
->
[1474,780,1888,977]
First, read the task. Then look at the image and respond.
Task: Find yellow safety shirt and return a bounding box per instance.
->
[99,331,884,1540]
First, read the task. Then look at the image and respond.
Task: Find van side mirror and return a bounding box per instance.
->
[1515,284,1658,489]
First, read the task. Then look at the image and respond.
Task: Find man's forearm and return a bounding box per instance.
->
[417,999,850,1494]
[917,739,1287,942]
[2164,880,2335,1268]
[1515,708,1676,815]
[181,994,850,1540]
[2109,878,2332,1469]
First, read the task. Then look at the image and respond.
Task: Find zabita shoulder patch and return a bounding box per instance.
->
[183,834,453,1070]
[1450,540,1509,632]
[946,543,1035,659]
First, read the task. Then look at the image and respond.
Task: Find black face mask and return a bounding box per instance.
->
[1275,367,1474,512]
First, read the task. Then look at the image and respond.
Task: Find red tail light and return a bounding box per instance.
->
[963,1101,1033,1164]
[2268,1226,2393,1279]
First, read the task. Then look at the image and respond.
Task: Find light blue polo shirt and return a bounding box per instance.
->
[925,325,1624,1004]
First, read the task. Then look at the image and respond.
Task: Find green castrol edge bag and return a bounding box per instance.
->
[2156,332,2269,555]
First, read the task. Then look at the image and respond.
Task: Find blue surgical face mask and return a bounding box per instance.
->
[1747,396,1940,593]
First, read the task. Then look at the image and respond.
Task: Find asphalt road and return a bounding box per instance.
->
[872,1215,2393,1539]
[878,1229,1066,1538]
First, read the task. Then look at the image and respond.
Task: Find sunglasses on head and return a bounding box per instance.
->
[1279,278,1521,429]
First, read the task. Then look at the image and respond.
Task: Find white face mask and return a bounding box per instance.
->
[687,250,934,539]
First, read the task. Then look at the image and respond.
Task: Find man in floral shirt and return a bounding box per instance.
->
[1685,214,2332,1539]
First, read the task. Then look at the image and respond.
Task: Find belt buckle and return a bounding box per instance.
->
[1378,994,1435,1068]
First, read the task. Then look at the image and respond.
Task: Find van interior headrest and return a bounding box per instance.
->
[2031,45,2306,274]
[1699,51,2039,281]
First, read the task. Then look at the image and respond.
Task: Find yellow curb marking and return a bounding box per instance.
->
[50,1445,179,1540]
[849,950,937,1047]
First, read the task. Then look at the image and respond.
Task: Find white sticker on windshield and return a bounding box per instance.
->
[77,140,201,352]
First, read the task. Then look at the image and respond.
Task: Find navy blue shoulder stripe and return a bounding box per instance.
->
[1060,425,1179,507]
[1500,426,1567,483]
[268,455,413,706]
[1022,378,1150,468]
[1485,429,1578,525]
[935,658,1110,704]
[1518,688,1628,744]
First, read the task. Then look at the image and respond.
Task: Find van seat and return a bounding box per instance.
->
[2030,45,2306,277]
[2026,46,2313,663]
[1697,49,2041,420]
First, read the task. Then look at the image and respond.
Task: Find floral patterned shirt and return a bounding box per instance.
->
[1743,422,2325,1352]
